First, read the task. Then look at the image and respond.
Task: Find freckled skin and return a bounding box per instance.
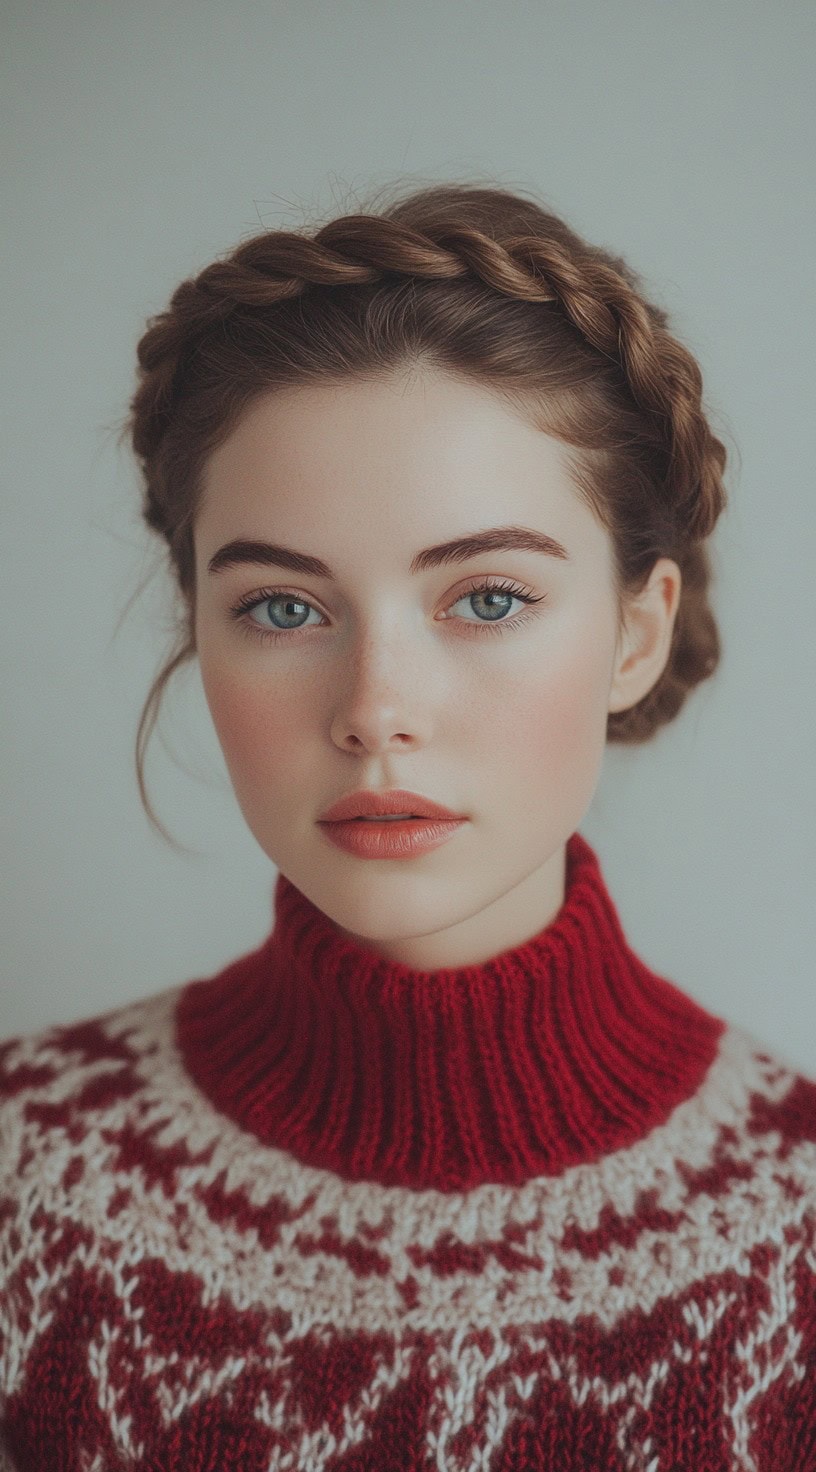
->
[193,367,681,970]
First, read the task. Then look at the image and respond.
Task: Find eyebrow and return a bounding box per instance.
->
[207,524,570,578]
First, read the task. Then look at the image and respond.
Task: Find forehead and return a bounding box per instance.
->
[202,371,572,499]
[195,370,612,574]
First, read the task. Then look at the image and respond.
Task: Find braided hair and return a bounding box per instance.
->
[120,182,729,846]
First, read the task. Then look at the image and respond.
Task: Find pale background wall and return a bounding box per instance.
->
[1,0,814,1076]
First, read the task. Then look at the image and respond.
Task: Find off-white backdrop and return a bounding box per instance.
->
[2,0,814,1076]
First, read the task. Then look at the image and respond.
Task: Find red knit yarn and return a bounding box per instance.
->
[176,831,725,1190]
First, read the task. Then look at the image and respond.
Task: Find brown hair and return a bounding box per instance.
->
[120,181,729,848]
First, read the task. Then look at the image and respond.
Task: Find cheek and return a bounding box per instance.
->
[500,623,614,794]
[201,665,311,782]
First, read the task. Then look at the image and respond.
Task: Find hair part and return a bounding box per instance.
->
[119,181,729,848]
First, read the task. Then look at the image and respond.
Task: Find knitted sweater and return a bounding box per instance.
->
[1,833,814,1472]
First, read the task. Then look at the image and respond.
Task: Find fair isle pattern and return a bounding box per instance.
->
[0,985,815,1471]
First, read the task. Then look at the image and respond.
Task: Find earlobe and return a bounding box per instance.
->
[608,558,682,714]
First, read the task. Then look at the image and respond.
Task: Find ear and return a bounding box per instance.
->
[608,557,683,715]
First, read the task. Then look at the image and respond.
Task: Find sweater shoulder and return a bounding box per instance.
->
[716,1020,816,1165]
[0,984,184,1132]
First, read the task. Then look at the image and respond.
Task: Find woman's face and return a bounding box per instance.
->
[193,367,675,969]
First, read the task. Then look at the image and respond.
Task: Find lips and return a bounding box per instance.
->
[319,812,466,859]
[319,788,463,823]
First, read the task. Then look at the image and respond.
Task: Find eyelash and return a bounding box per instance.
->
[228,577,547,646]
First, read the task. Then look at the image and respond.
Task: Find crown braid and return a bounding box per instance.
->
[133,214,723,546]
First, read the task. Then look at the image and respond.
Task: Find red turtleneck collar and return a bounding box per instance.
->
[175,831,725,1193]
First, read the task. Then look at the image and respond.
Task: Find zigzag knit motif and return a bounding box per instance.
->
[1,832,815,1470]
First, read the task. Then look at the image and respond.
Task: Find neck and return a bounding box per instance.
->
[175,831,725,1192]
[333,842,566,970]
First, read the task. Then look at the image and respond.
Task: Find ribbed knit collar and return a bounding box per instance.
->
[175,831,724,1193]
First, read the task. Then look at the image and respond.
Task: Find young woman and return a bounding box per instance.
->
[2,183,814,1471]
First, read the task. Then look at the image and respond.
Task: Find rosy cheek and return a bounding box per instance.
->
[512,630,612,784]
[203,670,301,775]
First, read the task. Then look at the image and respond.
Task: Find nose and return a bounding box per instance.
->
[328,636,434,755]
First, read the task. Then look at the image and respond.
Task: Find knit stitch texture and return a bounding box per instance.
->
[1,832,815,1470]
